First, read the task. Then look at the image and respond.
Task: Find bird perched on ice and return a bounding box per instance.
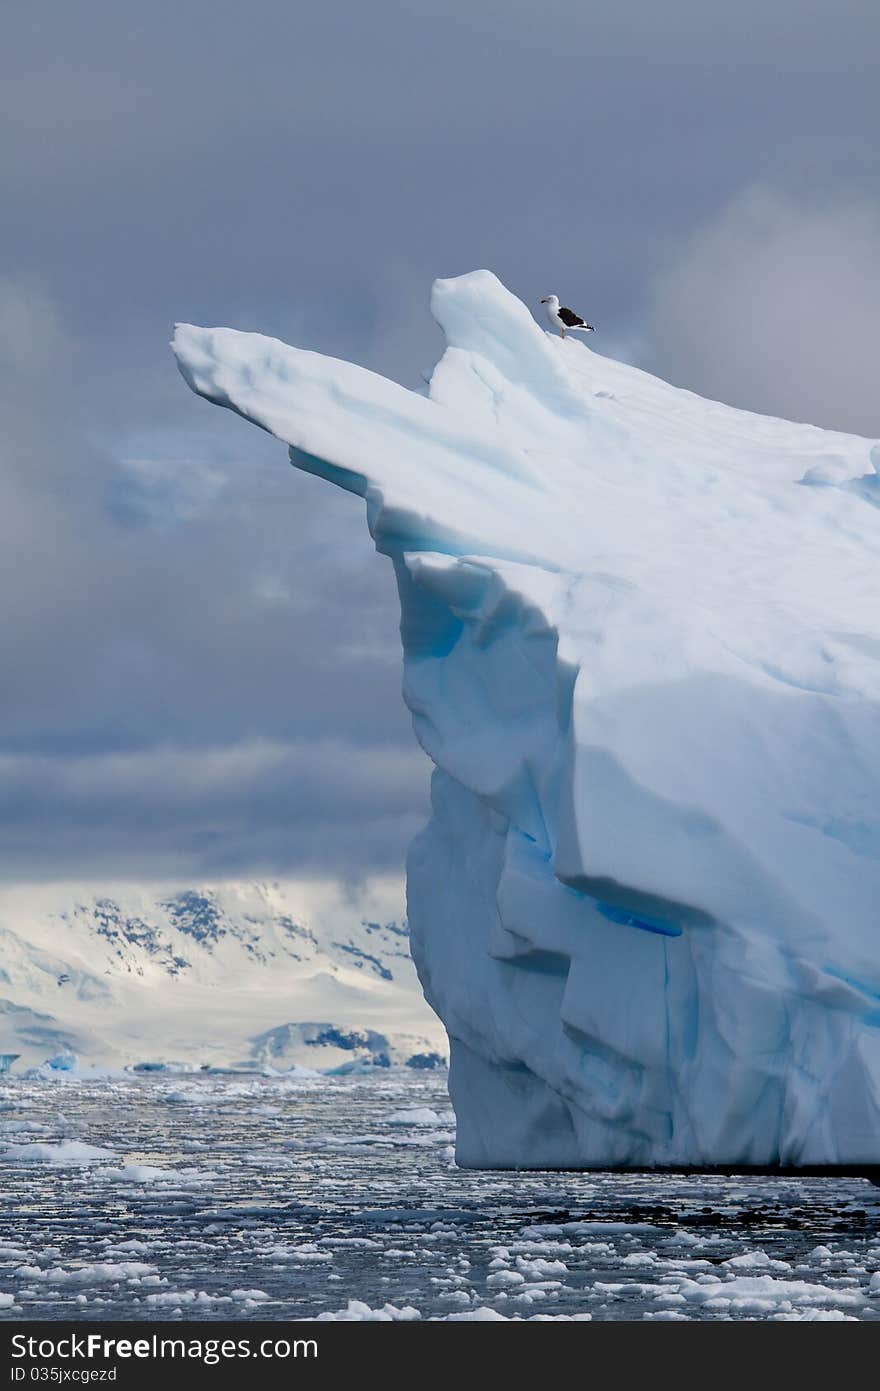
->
[540,294,595,339]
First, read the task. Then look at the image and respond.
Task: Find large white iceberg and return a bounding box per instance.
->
[174,271,880,1169]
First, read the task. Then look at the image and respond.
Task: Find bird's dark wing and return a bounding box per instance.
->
[557,305,586,328]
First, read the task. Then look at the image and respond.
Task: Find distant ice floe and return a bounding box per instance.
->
[384,1106,444,1126]
[3,1140,115,1164]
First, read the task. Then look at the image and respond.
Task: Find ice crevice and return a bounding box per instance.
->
[174,269,880,1168]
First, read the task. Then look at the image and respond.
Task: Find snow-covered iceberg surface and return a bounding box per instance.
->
[174,271,880,1169]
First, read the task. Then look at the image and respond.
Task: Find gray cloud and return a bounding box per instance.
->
[3,3,878,377]
[0,740,424,882]
[0,275,426,879]
[0,2,877,880]
[643,188,880,438]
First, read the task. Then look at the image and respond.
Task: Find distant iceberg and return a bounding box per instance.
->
[175,271,880,1169]
[250,1020,446,1073]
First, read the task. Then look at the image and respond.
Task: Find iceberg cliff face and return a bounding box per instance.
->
[174,271,880,1168]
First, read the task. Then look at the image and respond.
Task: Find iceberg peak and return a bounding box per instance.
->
[174,271,880,1169]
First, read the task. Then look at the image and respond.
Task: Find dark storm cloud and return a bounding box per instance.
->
[0,1,877,878]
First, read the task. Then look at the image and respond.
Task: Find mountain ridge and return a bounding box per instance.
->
[0,879,444,1071]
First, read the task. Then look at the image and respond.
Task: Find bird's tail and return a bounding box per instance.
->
[570,324,595,332]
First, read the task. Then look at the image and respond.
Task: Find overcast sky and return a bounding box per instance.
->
[1,1,878,883]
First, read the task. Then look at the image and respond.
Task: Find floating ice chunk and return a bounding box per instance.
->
[145,1290,232,1306]
[385,1107,443,1126]
[724,1250,791,1273]
[770,1308,858,1321]
[18,1262,157,1286]
[43,1052,78,1073]
[444,1306,510,1321]
[316,1300,421,1321]
[486,1269,526,1288]
[3,1140,115,1165]
[101,1164,177,1183]
[677,1275,866,1311]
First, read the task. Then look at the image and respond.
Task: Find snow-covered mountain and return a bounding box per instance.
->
[0,880,445,1071]
[176,269,880,1169]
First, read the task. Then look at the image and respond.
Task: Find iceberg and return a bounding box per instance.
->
[173,270,880,1169]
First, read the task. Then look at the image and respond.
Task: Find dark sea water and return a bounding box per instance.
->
[1,1073,878,1321]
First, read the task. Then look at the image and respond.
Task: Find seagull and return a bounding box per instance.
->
[540,294,595,339]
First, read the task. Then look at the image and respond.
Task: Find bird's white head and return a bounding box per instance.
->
[540,295,559,307]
